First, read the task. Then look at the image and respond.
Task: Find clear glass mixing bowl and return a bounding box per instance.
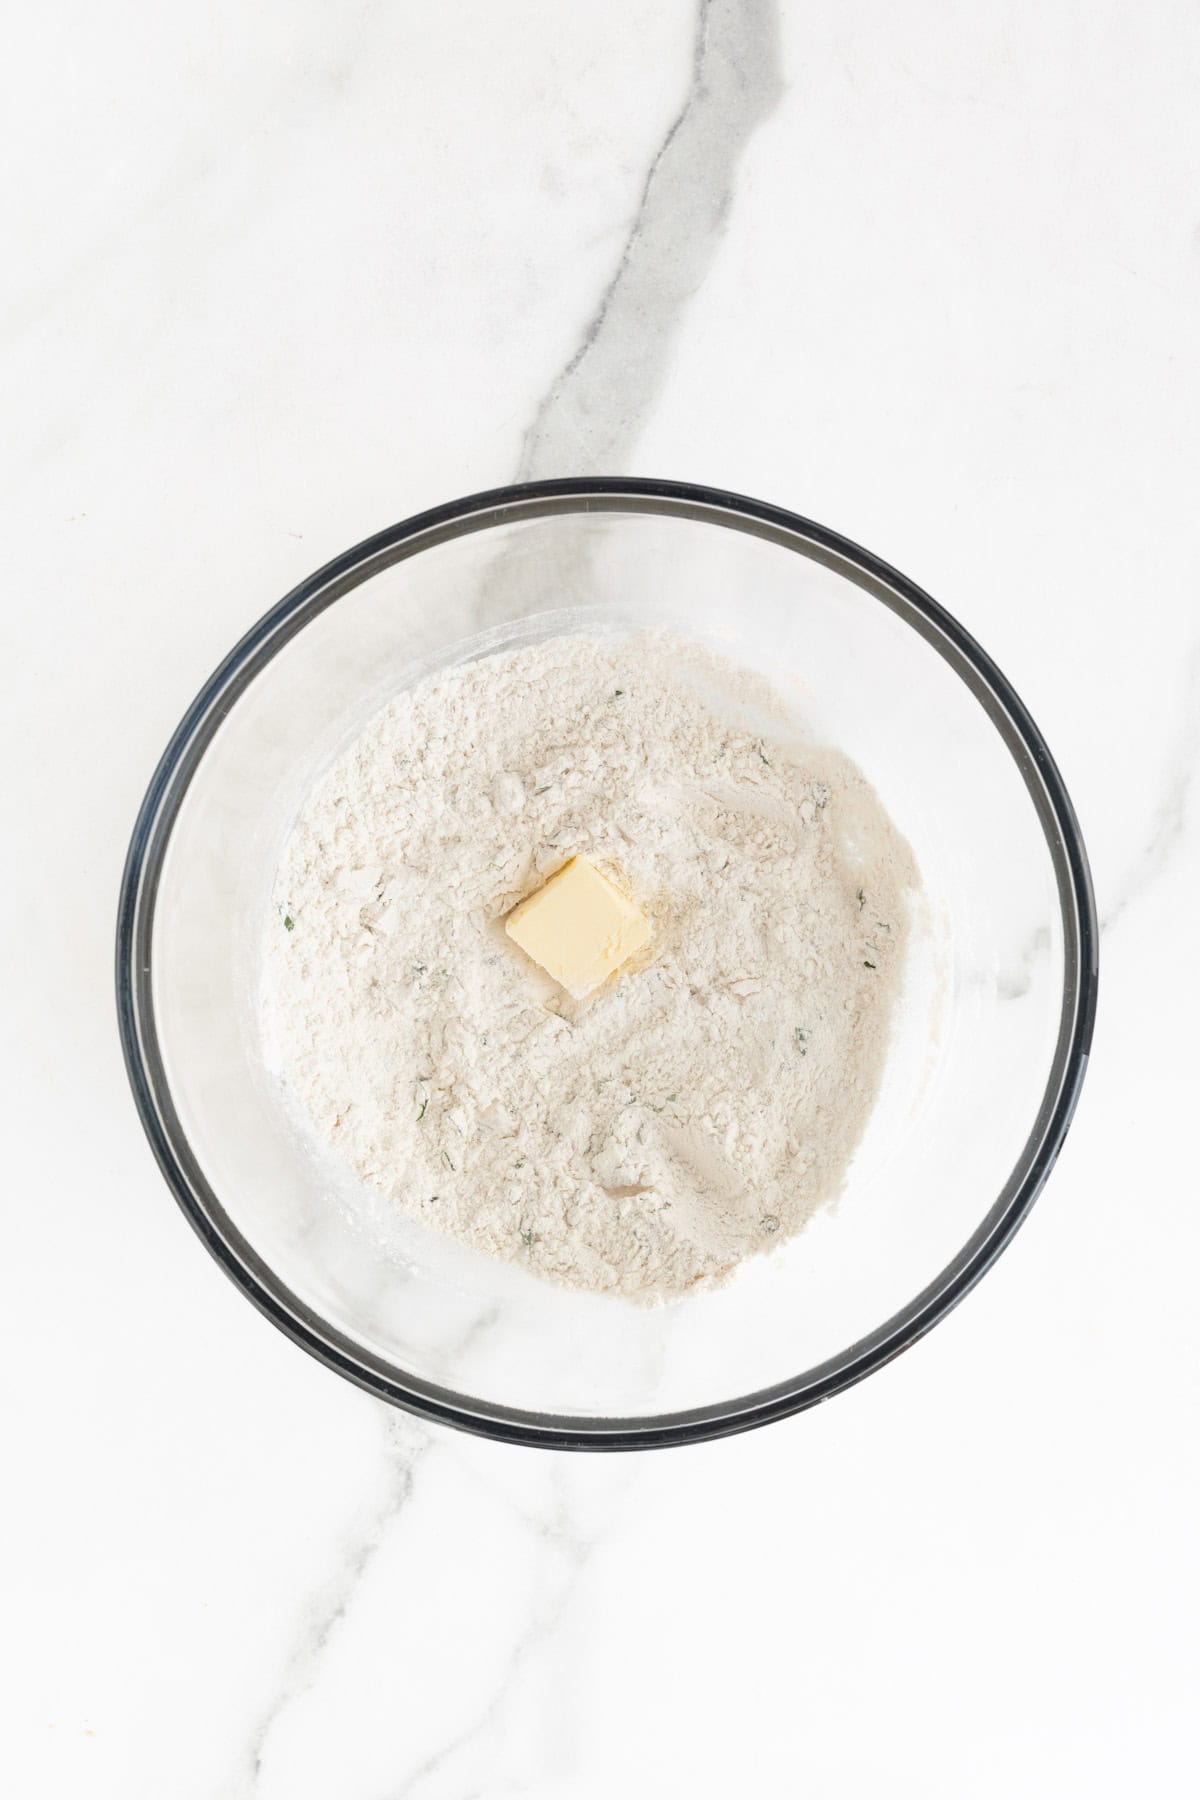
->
[116,480,1097,1448]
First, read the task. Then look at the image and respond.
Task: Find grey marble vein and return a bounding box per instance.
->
[239,1411,433,1794]
[1101,644,1200,934]
[233,13,785,1787]
[517,0,783,479]
[386,1471,605,1800]
[236,1300,504,1792]
[996,924,1051,1001]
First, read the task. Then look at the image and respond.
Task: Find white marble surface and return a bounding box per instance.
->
[5,2,1199,1793]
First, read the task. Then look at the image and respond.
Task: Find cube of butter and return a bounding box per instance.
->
[504,856,649,998]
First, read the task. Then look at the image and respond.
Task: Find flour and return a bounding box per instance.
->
[263,630,916,1302]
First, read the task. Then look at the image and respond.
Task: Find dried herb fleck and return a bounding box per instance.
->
[416,1097,428,1122]
[863,960,876,970]
[283,915,294,931]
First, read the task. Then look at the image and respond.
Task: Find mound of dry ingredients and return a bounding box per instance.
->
[263,631,916,1301]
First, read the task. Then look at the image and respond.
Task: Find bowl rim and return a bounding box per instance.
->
[115,477,1098,1451]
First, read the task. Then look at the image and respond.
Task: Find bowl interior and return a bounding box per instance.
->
[135,492,1086,1432]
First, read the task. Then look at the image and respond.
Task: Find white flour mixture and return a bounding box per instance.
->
[263,631,916,1301]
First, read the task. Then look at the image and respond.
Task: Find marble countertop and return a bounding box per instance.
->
[6,2,1198,1794]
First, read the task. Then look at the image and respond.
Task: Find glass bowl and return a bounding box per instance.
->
[116,479,1097,1449]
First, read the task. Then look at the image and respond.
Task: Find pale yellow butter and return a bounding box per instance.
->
[504,856,649,998]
